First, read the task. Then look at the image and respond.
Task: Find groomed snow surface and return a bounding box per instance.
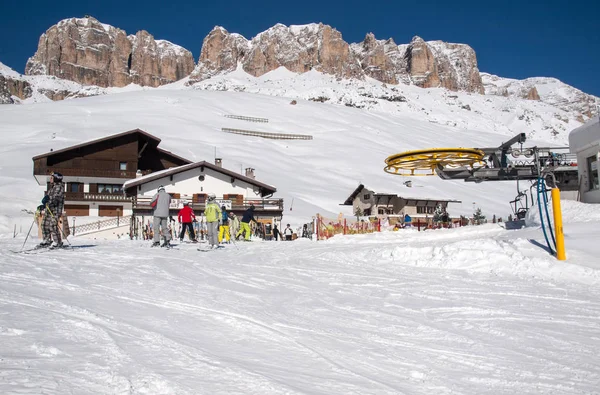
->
[1,81,600,394]
[1,204,600,394]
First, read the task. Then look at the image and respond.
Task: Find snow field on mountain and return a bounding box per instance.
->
[1,81,600,393]
[0,84,568,235]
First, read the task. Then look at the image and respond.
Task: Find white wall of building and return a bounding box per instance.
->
[569,116,600,203]
[137,167,265,200]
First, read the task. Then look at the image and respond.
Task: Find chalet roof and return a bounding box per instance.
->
[123,161,277,197]
[342,184,461,205]
[343,184,367,205]
[31,128,191,164]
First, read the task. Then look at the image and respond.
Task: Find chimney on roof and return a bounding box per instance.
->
[215,158,222,167]
[245,167,255,179]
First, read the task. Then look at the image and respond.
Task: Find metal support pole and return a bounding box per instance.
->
[551,188,566,260]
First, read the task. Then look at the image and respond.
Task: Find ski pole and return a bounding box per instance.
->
[46,205,73,248]
[19,218,36,252]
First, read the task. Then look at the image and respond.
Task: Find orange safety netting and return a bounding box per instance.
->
[316,214,379,240]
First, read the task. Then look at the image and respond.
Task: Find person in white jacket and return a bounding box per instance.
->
[283,224,294,241]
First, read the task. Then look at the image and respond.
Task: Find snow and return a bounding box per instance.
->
[2,71,600,394]
[0,61,20,78]
[289,23,320,36]
[156,40,190,58]
[1,211,600,393]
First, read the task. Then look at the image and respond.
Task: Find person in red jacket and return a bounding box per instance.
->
[177,200,197,242]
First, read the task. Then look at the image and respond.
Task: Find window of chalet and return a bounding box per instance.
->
[363,194,371,200]
[119,162,127,171]
[67,183,82,193]
[98,184,124,194]
[417,206,435,214]
[378,207,393,215]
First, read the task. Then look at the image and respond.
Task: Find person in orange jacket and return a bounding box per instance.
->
[177,200,197,242]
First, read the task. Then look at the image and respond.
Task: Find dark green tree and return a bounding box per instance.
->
[473,207,486,225]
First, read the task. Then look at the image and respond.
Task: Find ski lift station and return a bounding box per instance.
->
[569,115,600,203]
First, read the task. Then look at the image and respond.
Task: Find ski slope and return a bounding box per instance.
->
[1,74,600,394]
[1,208,600,394]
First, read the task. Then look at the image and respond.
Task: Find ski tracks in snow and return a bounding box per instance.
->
[1,232,600,394]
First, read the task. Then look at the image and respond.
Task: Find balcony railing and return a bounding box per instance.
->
[35,167,153,179]
[65,192,132,202]
[133,195,283,211]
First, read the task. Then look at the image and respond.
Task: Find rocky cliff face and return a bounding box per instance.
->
[191,25,484,94]
[190,24,363,82]
[0,62,32,103]
[25,17,195,88]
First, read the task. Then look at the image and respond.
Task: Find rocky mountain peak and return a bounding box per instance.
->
[25,16,195,88]
[190,24,484,93]
[190,22,362,82]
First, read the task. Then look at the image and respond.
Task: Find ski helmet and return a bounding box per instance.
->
[207,193,216,201]
[51,172,63,182]
[158,185,165,192]
[182,199,189,205]
[221,205,226,210]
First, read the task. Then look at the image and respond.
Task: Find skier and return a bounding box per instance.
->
[38,172,65,249]
[150,185,172,247]
[177,200,197,242]
[273,223,282,241]
[229,212,240,241]
[236,205,256,241]
[404,213,412,228]
[204,193,221,249]
[283,224,294,241]
[218,205,230,244]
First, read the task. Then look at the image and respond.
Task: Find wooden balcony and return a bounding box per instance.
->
[65,192,132,202]
[34,167,152,179]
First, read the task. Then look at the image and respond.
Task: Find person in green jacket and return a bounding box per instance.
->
[204,193,221,249]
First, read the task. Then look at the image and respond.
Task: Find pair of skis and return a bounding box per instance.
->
[11,245,72,254]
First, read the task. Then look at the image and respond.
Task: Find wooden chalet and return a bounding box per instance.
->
[32,129,191,217]
[342,184,461,220]
[123,159,284,225]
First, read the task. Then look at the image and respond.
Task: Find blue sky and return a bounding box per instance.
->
[1,0,599,96]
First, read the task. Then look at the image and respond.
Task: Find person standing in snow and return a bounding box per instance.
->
[38,172,65,249]
[283,224,294,241]
[236,205,256,241]
[150,185,172,247]
[218,205,231,244]
[229,212,240,241]
[204,193,221,248]
[177,200,197,242]
[273,223,282,241]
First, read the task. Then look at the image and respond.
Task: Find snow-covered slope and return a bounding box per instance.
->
[2,61,600,395]
[0,82,577,235]
[188,66,588,142]
[1,203,599,394]
[482,72,599,120]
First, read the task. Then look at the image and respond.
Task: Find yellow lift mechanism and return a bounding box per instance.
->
[383,146,566,261]
[383,148,486,176]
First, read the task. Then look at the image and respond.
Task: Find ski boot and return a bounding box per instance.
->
[36,241,52,249]
[49,242,64,250]
[151,241,160,247]
[161,240,172,248]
